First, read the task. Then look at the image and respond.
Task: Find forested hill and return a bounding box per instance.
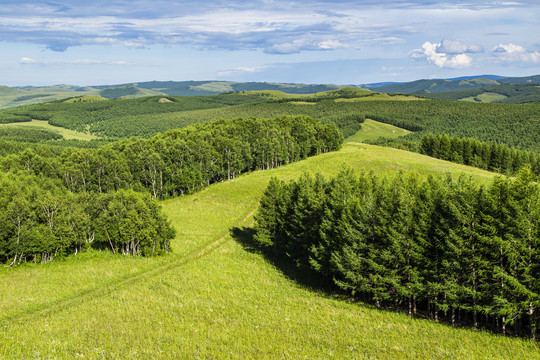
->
[94,81,350,96]
[415,83,540,104]
[1,89,539,153]
[2,75,538,109]
[369,74,540,94]
[0,81,354,109]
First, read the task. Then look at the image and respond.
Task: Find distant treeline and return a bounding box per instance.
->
[0,116,342,265]
[255,169,540,339]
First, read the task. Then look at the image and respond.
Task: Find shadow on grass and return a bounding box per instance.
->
[230,226,533,340]
[230,226,338,295]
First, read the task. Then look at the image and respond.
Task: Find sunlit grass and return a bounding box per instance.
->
[0,143,537,358]
[462,92,508,103]
[345,118,410,143]
[0,119,99,140]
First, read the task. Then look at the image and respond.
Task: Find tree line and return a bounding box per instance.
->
[1,116,342,198]
[420,134,540,176]
[254,168,540,339]
[0,116,342,265]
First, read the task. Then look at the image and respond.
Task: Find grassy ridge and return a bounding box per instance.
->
[346,118,410,143]
[2,143,538,358]
[0,119,99,140]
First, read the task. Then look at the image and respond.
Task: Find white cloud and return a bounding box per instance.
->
[216,66,268,78]
[437,39,483,54]
[264,38,345,54]
[419,41,473,68]
[492,43,540,63]
[20,57,131,66]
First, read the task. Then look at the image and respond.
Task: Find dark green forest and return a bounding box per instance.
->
[254,168,540,340]
[1,91,538,153]
[419,84,540,103]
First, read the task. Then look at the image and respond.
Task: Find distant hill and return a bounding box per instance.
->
[1,75,538,109]
[0,81,357,109]
[370,74,540,94]
[0,84,164,109]
[96,81,348,96]
[416,83,540,104]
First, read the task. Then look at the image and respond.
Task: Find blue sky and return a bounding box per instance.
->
[1,0,539,86]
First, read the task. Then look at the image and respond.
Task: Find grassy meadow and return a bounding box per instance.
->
[0,119,99,140]
[345,118,410,143]
[1,141,538,358]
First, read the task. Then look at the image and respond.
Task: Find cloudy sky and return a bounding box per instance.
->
[1,0,539,86]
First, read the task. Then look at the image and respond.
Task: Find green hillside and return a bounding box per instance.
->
[345,118,410,142]
[0,82,361,109]
[371,74,540,94]
[0,85,164,109]
[98,85,163,98]
[418,84,540,104]
[2,142,538,358]
[120,80,348,96]
[372,78,500,94]
[1,90,538,153]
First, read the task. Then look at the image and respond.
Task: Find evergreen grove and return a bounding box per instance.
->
[254,168,540,339]
[420,133,540,176]
[0,116,342,265]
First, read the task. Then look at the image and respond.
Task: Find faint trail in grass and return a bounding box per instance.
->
[1,206,258,324]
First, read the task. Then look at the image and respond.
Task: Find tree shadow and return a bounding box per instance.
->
[230,226,530,340]
[230,226,338,295]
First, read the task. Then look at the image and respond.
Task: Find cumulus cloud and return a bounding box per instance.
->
[0,1,438,53]
[437,39,483,54]
[492,43,540,63]
[0,0,537,59]
[411,40,474,68]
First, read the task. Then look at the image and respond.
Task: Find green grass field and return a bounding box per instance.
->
[346,118,410,143]
[0,119,99,140]
[462,92,508,103]
[1,143,538,358]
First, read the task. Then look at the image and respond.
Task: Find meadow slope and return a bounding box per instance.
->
[0,143,538,359]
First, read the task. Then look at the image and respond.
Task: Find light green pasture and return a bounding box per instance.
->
[0,119,99,140]
[346,118,410,143]
[0,144,537,358]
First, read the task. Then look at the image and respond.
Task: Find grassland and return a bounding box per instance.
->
[462,92,508,103]
[1,142,537,359]
[0,119,99,140]
[346,118,410,143]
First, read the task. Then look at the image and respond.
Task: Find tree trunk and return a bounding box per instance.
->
[530,303,536,341]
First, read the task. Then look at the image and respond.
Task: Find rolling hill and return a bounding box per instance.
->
[415,83,540,104]
[2,140,538,358]
[1,75,538,109]
[370,74,540,94]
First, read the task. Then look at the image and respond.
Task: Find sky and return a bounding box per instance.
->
[1,0,539,86]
